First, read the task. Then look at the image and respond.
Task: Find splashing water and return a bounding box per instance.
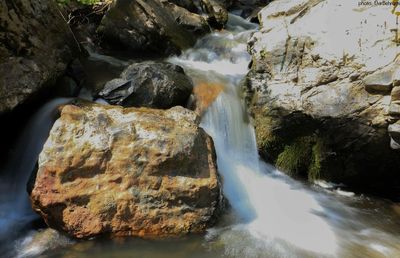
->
[201,91,337,255]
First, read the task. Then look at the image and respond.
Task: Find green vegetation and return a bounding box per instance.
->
[308,138,323,181]
[275,137,313,177]
[253,112,283,159]
[253,108,326,181]
[254,109,325,181]
[275,136,324,181]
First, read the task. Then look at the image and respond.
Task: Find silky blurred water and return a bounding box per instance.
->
[2,14,400,258]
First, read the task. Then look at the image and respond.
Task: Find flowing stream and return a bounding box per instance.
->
[2,14,400,258]
[172,14,400,258]
[0,98,72,255]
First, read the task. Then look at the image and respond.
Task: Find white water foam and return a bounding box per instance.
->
[171,14,338,256]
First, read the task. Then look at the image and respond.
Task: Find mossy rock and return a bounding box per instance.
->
[251,107,326,181]
[308,138,324,181]
[252,109,284,161]
[274,136,324,181]
[276,136,312,177]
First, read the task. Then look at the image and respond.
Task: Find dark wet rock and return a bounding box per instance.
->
[54,77,80,98]
[0,0,80,115]
[200,0,229,29]
[231,0,270,19]
[97,0,209,55]
[99,62,193,109]
[79,51,130,98]
[168,0,198,12]
[166,1,211,37]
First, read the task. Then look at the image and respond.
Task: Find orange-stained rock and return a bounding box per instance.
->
[30,102,221,239]
[193,83,224,114]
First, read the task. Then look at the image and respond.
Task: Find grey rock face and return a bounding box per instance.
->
[363,67,396,93]
[0,0,80,114]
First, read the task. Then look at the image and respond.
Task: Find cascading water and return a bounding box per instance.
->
[202,97,338,255]
[2,13,400,258]
[170,14,337,256]
[170,14,400,258]
[0,98,72,244]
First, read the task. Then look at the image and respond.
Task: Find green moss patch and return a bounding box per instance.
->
[308,138,323,181]
[274,135,325,181]
[252,109,283,160]
[252,108,327,181]
[275,136,314,177]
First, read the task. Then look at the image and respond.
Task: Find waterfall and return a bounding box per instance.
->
[201,93,338,256]
[1,12,400,258]
[0,98,72,242]
[170,14,338,256]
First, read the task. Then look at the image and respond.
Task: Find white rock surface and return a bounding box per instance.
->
[244,0,400,192]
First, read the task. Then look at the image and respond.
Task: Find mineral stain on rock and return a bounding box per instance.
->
[193,82,225,115]
[30,102,222,239]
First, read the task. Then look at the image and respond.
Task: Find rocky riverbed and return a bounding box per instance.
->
[1,0,400,257]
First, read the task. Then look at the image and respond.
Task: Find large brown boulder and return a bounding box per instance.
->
[97,0,210,55]
[244,0,400,195]
[0,0,80,114]
[30,103,221,239]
